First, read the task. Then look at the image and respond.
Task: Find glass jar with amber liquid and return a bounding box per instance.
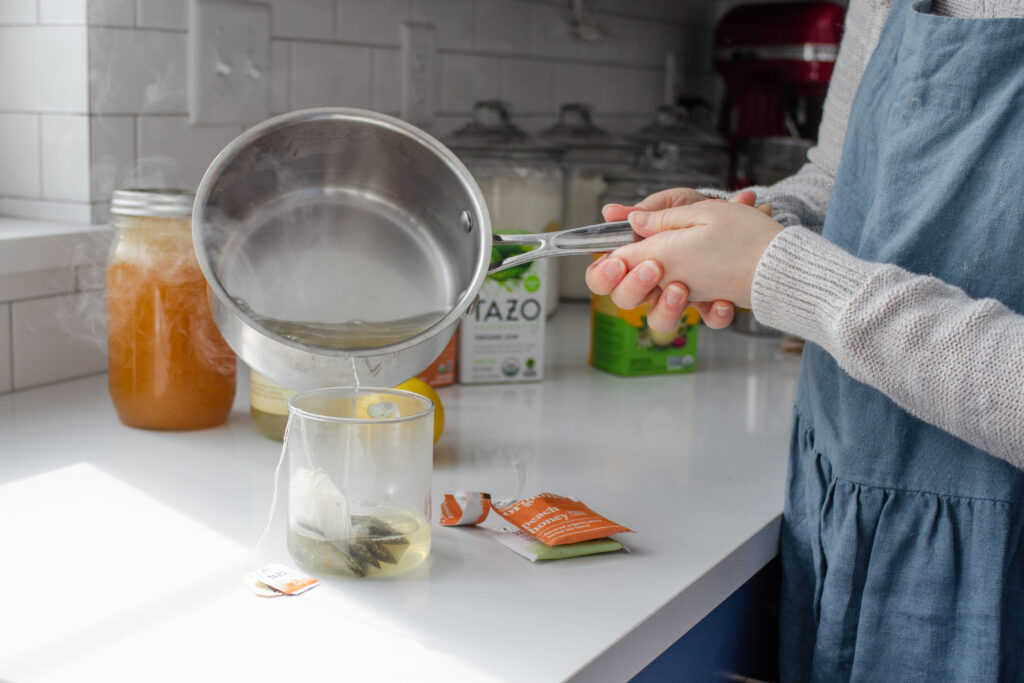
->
[106,189,236,430]
[250,368,294,440]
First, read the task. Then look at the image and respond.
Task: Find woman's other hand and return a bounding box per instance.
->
[587,190,777,331]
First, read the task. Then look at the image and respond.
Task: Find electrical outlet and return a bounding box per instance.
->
[401,23,436,129]
[188,0,270,126]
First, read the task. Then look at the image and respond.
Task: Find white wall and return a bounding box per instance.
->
[0,0,719,226]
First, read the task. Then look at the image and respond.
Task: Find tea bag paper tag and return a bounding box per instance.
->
[254,563,320,595]
[243,571,286,598]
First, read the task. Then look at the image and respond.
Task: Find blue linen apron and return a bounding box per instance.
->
[781,2,1024,680]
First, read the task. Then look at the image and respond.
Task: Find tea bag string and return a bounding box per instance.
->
[254,417,291,571]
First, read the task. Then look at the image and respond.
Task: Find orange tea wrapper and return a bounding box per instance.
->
[440,492,492,526]
[440,492,631,546]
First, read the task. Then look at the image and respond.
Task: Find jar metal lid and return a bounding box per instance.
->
[110,188,195,218]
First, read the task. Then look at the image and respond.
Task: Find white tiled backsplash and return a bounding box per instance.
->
[0,0,725,393]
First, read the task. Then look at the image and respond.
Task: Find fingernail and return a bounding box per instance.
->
[664,285,685,308]
[629,212,647,229]
[601,203,616,214]
[636,261,658,283]
[602,258,625,279]
[715,303,731,316]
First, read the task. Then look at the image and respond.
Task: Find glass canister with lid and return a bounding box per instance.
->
[106,188,237,430]
[539,103,636,301]
[629,104,729,184]
[448,100,564,316]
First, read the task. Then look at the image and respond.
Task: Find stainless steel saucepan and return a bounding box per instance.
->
[193,108,635,390]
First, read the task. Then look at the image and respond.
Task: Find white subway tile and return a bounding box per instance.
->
[600,66,661,116]
[682,25,713,73]
[411,0,473,51]
[499,58,553,115]
[0,197,94,223]
[474,0,529,54]
[438,53,498,114]
[134,0,186,29]
[0,267,76,302]
[270,40,290,113]
[0,220,111,274]
[89,28,187,114]
[681,71,715,102]
[90,116,136,205]
[594,0,693,23]
[41,115,91,202]
[552,62,603,112]
[0,304,10,394]
[527,3,573,61]
[87,0,133,25]
[371,47,400,113]
[564,28,618,64]
[11,291,108,389]
[134,0,186,30]
[40,0,87,24]
[614,16,670,67]
[0,27,89,112]
[135,115,241,191]
[264,0,333,40]
[290,42,371,109]
[0,0,38,25]
[91,201,111,224]
[76,263,108,292]
[0,114,41,198]
[335,0,408,46]
[652,23,692,70]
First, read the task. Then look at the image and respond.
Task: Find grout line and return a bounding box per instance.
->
[438,47,667,71]
[0,194,97,205]
[12,369,108,395]
[285,41,292,111]
[37,113,45,197]
[0,110,90,116]
[133,114,142,186]
[87,23,184,33]
[7,303,13,392]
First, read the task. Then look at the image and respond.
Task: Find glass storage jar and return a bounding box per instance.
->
[448,101,564,316]
[629,104,729,184]
[539,103,636,301]
[250,368,295,440]
[106,189,237,430]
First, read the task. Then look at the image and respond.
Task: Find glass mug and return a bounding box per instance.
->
[285,387,433,578]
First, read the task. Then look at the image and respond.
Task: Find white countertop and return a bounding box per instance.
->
[0,303,801,682]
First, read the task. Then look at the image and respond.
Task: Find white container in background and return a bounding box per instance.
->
[448,101,563,317]
[539,104,636,301]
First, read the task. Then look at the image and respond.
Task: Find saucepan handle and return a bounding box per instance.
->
[489,221,637,274]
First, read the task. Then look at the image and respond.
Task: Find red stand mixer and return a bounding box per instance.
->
[715,2,846,188]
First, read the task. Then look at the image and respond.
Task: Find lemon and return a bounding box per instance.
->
[395,377,445,444]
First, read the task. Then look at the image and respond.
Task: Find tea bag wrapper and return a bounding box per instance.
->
[440,491,631,561]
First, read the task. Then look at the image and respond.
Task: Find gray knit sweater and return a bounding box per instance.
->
[720,0,1024,469]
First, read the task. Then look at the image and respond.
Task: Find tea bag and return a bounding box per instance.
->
[289,467,353,541]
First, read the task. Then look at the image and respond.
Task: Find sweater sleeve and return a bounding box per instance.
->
[752,226,1024,470]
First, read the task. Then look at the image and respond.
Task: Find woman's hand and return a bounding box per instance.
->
[586,190,783,333]
[597,188,742,330]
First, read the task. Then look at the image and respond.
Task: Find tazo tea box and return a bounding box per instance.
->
[590,294,699,376]
[458,253,545,384]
